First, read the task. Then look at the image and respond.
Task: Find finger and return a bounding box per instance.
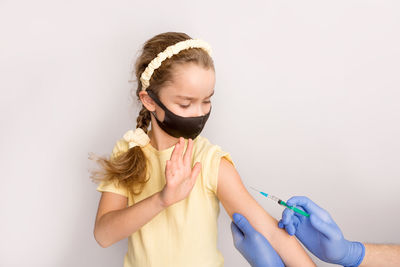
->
[281,207,294,225]
[290,205,308,222]
[286,196,326,218]
[286,222,296,236]
[286,197,339,239]
[177,137,185,165]
[165,160,173,176]
[281,210,301,236]
[230,221,244,247]
[189,162,201,185]
[183,138,193,165]
[165,160,172,182]
[232,213,255,236]
[170,139,181,162]
[292,214,300,229]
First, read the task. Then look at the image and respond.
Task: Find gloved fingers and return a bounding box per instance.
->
[230,221,244,246]
[280,208,298,235]
[232,213,255,236]
[309,212,339,240]
[281,207,294,225]
[286,213,301,236]
[286,221,297,235]
[251,232,285,267]
[286,196,340,238]
[290,205,309,223]
[279,219,297,235]
[286,196,329,219]
[292,214,300,229]
[278,219,284,229]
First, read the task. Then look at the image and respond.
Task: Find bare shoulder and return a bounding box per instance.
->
[216,157,251,213]
[217,157,239,191]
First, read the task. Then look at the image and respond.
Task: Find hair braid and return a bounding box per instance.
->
[136,107,151,134]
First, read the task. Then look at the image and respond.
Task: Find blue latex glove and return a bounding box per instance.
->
[231,213,284,267]
[278,196,365,267]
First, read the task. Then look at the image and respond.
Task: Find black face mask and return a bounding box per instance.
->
[146,89,211,139]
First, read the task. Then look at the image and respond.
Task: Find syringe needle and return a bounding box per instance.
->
[249,186,261,193]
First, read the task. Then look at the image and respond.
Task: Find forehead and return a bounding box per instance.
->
[161,63,215,99]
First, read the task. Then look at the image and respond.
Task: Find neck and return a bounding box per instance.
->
[148,116,179,151]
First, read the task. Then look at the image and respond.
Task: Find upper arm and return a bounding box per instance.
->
[95,137,130,224]
[95,178,129,225]
[216,158,315,267]
[216,158,280,241]
[95,192,127,226]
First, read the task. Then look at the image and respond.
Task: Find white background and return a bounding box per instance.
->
[1,0,399,266]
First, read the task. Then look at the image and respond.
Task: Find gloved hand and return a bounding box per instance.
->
[231,213,284,267]
[278,196,365,267]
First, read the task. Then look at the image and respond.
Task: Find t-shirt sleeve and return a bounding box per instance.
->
[203,145,236,195]
[96,179,129,198]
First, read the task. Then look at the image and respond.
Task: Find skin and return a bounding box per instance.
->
[361,244,400,266]
[94,62,315,266]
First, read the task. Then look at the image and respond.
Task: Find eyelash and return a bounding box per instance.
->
[179,101,211,109]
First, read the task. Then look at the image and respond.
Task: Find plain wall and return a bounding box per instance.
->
[1,0,399,266]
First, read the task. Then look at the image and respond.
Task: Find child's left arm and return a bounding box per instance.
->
[217,158,316,267]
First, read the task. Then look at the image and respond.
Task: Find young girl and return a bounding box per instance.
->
[90,32,315,267]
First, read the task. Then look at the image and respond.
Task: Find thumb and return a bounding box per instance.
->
[232,213,255,236]
[230,221,244,246]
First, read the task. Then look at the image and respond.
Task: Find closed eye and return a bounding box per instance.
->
[179,100,211,109]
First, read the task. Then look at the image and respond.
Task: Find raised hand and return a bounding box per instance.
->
[159,137,202,207]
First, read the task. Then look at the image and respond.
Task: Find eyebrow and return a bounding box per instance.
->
[175,90,215,100]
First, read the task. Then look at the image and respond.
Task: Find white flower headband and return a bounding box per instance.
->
[139,38,213,91]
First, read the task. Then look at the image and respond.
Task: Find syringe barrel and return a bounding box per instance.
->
[267,195,280,202]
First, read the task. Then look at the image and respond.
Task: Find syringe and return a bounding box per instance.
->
[249,186,310,217]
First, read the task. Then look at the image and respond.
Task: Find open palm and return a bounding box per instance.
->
[160,137,201,207]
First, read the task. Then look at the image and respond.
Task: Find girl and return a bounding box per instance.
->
[90,32,315,267]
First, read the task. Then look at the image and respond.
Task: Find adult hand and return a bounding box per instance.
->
[278,196,365,267]
[231,213,284,267]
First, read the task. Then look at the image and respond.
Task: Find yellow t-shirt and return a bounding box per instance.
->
[96,133,235,267]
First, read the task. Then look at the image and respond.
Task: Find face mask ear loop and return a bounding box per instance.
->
[147,89,169,111]
[150,110,159,121]
[146,89,166,122]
